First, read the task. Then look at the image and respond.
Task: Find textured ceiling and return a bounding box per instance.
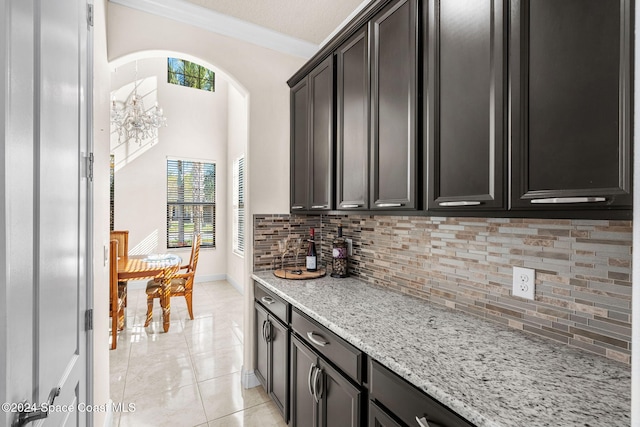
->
[181,0,368,44]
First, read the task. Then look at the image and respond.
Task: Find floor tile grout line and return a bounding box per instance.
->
[110,281,282,427]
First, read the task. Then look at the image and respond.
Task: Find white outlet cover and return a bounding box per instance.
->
[512,266,535,300]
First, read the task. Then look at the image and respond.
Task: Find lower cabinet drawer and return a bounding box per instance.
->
[254,281,289,323]
[292,308,364,384]
[369,360,475,427]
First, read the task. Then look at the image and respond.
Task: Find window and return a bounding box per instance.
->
[232,155,245,256]
[167,159,216,248]
[168,58,215,92]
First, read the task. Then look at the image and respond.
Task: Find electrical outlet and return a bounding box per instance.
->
[346,238,353,256]
[512,266,535,300]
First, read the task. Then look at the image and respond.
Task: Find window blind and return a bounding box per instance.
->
[167,159,216,248]
[233,155,245,255]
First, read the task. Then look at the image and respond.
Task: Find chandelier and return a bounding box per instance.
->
[111,63,167,145]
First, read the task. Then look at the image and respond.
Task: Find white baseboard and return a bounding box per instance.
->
[241,367,261,389]
[196,274,226,283]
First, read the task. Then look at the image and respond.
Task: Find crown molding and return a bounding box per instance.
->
[109,0,319,59]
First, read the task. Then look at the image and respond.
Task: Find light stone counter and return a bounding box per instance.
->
[252,271,631,427]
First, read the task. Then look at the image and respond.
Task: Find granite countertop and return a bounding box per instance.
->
[252,270,631,427]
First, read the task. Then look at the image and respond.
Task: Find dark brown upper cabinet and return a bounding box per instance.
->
[426,0,506,211]
[290,56,334,212]
[510,0,633,211]
[336,27,370,211]
[290,78,310,211]
[370,0,419,210]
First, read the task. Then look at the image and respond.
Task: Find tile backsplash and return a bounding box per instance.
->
[253,214,632,364]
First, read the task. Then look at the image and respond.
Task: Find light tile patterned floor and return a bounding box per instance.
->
[109,280,287,427]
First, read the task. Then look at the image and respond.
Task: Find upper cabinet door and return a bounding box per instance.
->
[510,0,632,210]
[290,78,310,211]
[426,0,506,211]
[336,28,370,210]
[309,56,334,211]
[370,0,419,210]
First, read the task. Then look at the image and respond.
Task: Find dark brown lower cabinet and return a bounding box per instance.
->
[290,334,363,427]
[254,302,289,422]
[369,400,402,427]
[369,360,475,427]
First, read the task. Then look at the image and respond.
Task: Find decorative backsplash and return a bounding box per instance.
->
[253,214,632,364]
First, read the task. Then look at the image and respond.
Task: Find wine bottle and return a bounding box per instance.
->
[306,228,317,272]
[331,225,348,278]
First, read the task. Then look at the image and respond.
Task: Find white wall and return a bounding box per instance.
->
[106,2,305,391]
[111,57,230,281]
[226,85,248,292]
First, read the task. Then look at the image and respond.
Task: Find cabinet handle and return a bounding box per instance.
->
[291,205,305,210]
[312,367,323,403]
[415,416,443,427]
[311,205,327,209]
[375,203,403,208]
[307,331,328,347]
[261,320,268,342]
[264,320,271,342]
[530,197,606,204]
[307,364,316,398]
[341,204,362,208]
[261,296,275,305]
[438,201,481,207]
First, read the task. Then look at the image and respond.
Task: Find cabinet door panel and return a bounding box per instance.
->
[369,400,403,427]
[337,28,369,210]
[254,303,269,389]
[309,57,334,210]
[371,0,418,209]
[427,0,505,210]
[510,0,632,209]
[318,359,362,427]
[270,316,289,421]
[290,335,318,427]
[290,79,310,211]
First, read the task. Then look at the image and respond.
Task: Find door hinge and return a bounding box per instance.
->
[85,309,93,331]
[85,152,94,181]
[87,3,94,27]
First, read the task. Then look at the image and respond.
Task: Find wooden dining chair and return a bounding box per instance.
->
[110,230,129,305]
[144,233,202,326]
[109,239,127,350]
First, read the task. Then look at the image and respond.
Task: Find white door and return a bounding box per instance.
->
[0,0,92,426]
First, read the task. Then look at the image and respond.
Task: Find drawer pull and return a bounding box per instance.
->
[438,201,481,207]
[376,203,403,208]
[311,205,328,209]
[307,364,316,398]
[264,320,271,342]
[307,331,328,347]
[291,205,305,210]
[312,367,323,403]
[261,296,275,305]
[530,197,606,204]
[415,416,443,427]
[341,204,362,208]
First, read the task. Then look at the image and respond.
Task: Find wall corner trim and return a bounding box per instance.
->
[241,367,261,389]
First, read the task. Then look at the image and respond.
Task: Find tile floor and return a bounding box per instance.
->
[109,280,287,427]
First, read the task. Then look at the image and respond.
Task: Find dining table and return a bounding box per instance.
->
[117,253,182,332]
